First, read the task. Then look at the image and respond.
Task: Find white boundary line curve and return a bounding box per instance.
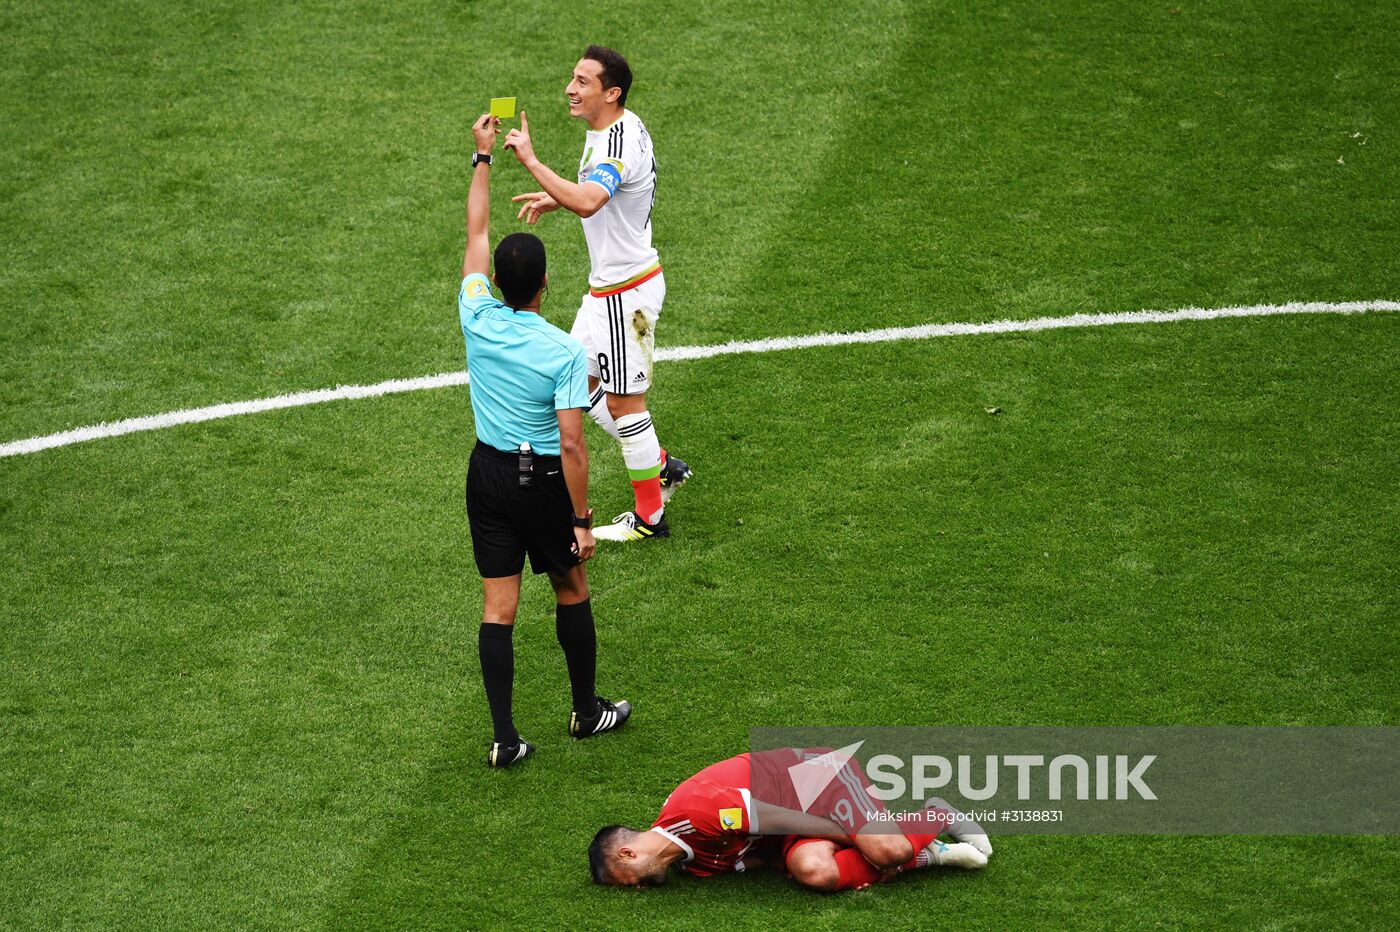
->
[3,299,1396,459]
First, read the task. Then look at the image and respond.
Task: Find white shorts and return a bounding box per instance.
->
[570,272,666,396]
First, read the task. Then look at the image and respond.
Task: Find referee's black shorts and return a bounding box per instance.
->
[466,441,580,578]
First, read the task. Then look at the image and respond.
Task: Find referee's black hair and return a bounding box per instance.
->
[589,824,631,884]
[583,45,632,107]
[493,232,546,309]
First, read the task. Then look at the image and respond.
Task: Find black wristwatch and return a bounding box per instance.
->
[572,509,593,529]
[472,152,493,167]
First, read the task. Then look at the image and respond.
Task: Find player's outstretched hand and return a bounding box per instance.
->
[502,109,536,165]
[572,526,596,562]
[472,114,500,154]
[512,191,560,224]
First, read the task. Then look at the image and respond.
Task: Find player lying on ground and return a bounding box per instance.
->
[505,45,691,543]
[589,748,993,890]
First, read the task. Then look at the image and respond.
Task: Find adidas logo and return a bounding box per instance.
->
[632,372,646,384]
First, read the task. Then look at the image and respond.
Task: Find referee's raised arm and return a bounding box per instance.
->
[462,113,500,279]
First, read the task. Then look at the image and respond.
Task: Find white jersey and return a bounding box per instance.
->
[578,109,659,289]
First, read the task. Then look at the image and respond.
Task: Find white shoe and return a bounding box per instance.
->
[924,840,989,870]
[927,797,993,857]
[592,510,670,542]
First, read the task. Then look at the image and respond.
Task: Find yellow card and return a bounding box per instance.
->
[490,97,516,119]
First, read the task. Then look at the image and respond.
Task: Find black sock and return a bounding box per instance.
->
[478,623,519,745]
[555,599,599,717]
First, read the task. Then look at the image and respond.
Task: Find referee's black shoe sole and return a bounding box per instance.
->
[569,697,632,739]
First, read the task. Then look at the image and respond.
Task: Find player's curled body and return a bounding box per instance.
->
[589,750,993,890]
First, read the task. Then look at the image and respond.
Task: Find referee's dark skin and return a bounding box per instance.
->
[462,114,631,768]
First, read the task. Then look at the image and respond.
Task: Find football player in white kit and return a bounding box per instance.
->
[504,45,691,543]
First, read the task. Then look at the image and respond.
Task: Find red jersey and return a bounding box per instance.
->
[649,753,761,877]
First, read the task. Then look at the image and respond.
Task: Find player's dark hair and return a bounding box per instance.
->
[589,824,632,885]
[493,232,546,308]
[583,45,632,107]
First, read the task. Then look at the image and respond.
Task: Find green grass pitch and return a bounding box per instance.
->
[3,0,1398,927]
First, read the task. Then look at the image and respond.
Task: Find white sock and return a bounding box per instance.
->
[587,386,622,441]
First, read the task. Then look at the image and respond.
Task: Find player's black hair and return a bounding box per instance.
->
[588,824,632,885]
[493,232,546,308]
[583,45,632,107]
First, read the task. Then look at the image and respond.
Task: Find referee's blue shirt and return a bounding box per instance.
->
[458,273,590,456]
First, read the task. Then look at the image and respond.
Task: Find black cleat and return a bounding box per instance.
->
[569,696,632,739]
[593,511,670,542]
[659,453,693,503]
[487,738,536,769]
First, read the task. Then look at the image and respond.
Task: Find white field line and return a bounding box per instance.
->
[3,299,1397,459]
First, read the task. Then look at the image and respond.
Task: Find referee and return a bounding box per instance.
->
[459,113,631,769]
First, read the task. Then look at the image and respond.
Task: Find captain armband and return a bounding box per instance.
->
[584,159,623,197]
